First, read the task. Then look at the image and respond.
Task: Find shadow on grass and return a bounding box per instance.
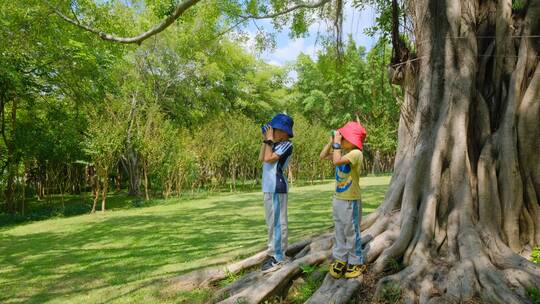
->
[0,214,266,303]
[0,189,239,229]
[0,182,388,304]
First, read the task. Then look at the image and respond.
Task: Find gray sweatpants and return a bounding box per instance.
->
[332,197,365,265]
[263,193,288,261]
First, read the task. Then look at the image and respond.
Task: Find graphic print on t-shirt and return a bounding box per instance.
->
[335,164,353,193]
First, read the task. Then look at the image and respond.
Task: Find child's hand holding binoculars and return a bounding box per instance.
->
[261,124,274,141]
[330,130,342,144]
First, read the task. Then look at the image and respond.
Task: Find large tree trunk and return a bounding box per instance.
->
[168,0,540,303]
[364,0,540,302]
[367,0,537,300]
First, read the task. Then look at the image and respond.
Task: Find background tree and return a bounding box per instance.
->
[83,99,125,212]
[294,36,400,173]
[0,0,124,214]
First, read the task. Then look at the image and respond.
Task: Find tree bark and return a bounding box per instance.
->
[372,150,381,175]
[89,166,99,213]
[91,181,99,214]
[101,171,108,213]
[143,163,149,201]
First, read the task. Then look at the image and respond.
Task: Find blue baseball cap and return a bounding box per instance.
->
[269,113,294,138]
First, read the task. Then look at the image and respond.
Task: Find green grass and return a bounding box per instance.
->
[0,176,390,304]
[286,264,328,303]
[1,187,255,228]
[532,246,540,264]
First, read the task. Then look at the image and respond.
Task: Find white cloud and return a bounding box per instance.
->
[271,39,306,63]
[264,37,323,66]
[267,60,282,66]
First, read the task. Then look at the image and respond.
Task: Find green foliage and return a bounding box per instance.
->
[1,0,398,221]
[288,264,327,303]
[189,114,259,188]
[0,0,293,210]
[0,0,125,213]
[527,286,540,304]
[532,246,540,264]
[218,267,254,289]
[288,116,334,181]
[83,100,125,172]
[388,257,402,272]
[512,0,526,10]
[378,281,402,304]
[293,37,400,171]
[300,263,318,274]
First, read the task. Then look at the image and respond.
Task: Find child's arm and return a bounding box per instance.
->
[332,131,351,166]
[263,144,280,163]
[258,142,266,162]
[259,126,267,162]
[259,125,276,162]
[319,139,333,160]
[261,126,281,163]
[332,149,351,165]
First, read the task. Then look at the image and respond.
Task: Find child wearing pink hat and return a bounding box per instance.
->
[319,121,367,279]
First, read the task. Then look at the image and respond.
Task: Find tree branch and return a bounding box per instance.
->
[239,0,331,20]
[48,0,331,44]
[46,0,203,44]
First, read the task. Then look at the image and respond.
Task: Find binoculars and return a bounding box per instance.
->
[261,124,271,134]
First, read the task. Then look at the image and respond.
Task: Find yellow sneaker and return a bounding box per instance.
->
[344,264,366,279]
[329,260,347,279]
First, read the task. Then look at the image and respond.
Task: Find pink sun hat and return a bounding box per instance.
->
[338,121,367,150]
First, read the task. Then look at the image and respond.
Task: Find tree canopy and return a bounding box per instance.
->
[0,0,399,218]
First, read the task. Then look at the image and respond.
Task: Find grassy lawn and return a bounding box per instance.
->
[0,176,390,304]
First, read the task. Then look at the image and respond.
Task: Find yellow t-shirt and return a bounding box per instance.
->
[334,149,363,200]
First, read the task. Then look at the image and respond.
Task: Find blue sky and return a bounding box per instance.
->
[242,3,378,67]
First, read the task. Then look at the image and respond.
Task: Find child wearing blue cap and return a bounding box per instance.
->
[258,113,294,272]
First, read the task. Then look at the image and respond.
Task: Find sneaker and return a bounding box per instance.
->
[261,256,279,272]
[329,260,347,279]
[344,264,366,279]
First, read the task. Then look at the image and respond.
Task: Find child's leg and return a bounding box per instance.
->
[332,197,349,262]
[346,200,364,265]
[264,193,276,259]
[278,193,288,260]
[264,192,287,261]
